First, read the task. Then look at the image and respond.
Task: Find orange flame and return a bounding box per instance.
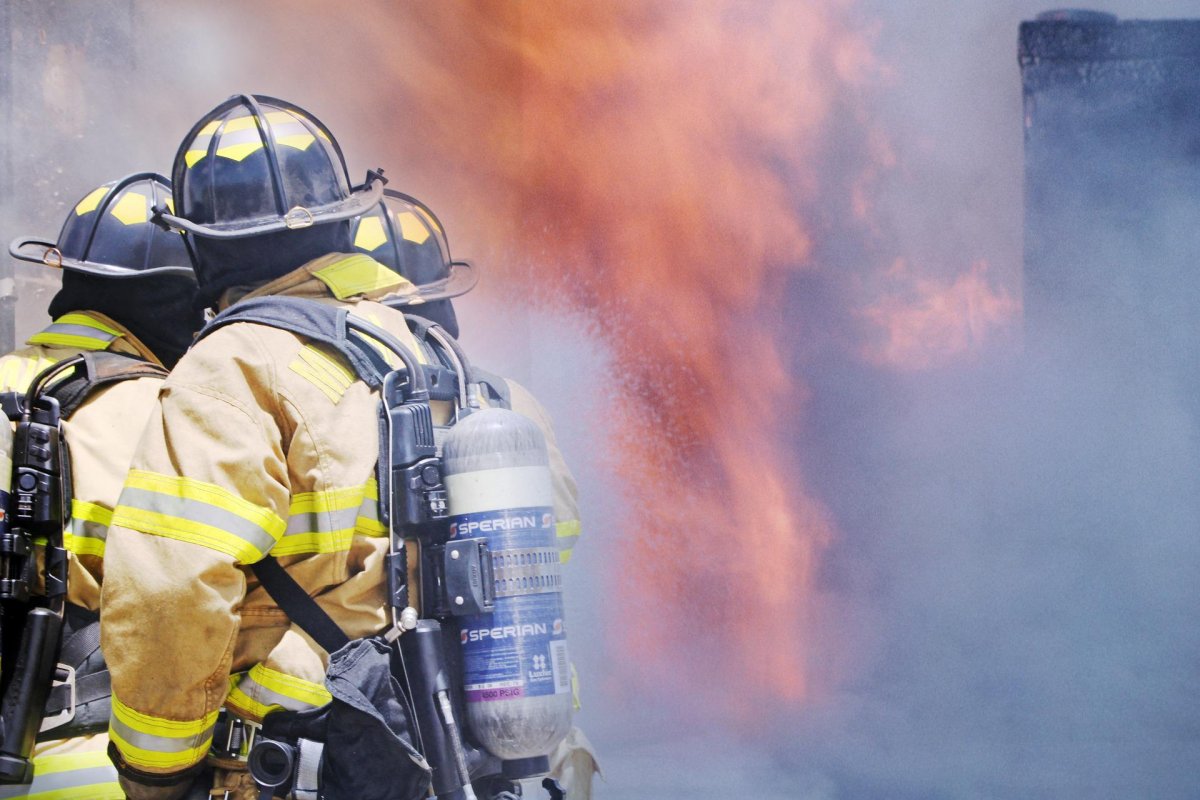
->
[363,1,856,709]
[859,258,1021,370]
[229,0,1018,714]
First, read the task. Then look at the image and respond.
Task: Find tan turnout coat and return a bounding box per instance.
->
[0,311,167,800]
[100,254,583,798]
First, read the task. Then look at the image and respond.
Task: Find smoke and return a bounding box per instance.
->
[7,1,1200,797]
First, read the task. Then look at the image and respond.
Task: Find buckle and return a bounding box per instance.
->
[38,663,76,733]
[211,709,261,762]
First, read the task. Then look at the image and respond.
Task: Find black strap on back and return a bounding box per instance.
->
[46,351,168,419]
[403,316,465,404]
[199,296,391,389]
[473,368,512,410]
[251,557,350,655]
[0,351,167,422]
[40,605,112,740]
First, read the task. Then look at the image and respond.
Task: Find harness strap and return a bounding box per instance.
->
[48,351,167,420]
[56,616,101,667]
[199,296,391,389]
[250,557,350,655]
[473,368,512,410]
[39,611,112,739]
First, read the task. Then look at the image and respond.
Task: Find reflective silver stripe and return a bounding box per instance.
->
[119,487,279,558]
[284,505,360,537]
[237,673,322,713]
[0,765,120,798]
[69,517,108,542]
[358,493,380,523]
[109,715,215,756]
[35,323,118,343]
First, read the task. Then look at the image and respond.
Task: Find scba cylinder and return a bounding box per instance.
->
[442,407,571,765]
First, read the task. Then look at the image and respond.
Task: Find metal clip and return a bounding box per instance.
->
[41,248,63,269]
[283,206,315,229]
[38,663,76,733]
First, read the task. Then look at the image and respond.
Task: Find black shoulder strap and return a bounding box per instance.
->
[251,557,350,655]
[198,296,390,388]
[473,368,512,410]
[401,315,462,404]
[46,351,168,419]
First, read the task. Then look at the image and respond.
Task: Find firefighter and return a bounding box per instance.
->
[98,95,430,800]
[352,190,598,798]
[0,173,201,799]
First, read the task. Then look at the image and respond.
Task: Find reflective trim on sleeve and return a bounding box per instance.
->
[356,479,386,536]
[64,499,113,558]
[112,470,285,564]
[312,254,406,299]
[108,696,218,771]
[556,519,581,563]
[274,481,385,555]
[226,664,332,721]
[28,313,122,351]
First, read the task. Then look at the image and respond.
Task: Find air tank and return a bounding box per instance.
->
[441,407,571,775]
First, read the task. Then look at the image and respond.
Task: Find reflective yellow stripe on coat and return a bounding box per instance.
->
[108,695,218,772]
[226,664,332,720]
[64,499,112,558]
[557,519,581,564]
[0,748,123,800]
[111,470,285,564]
[27,313,122,351]
[275,479,385,556]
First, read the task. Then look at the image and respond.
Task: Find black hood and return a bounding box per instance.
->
[189,220,353,308]
[48,271,202,369]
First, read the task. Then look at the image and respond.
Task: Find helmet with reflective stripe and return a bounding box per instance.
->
[160,94,384,240]
[9,173,193,280]
[352,189,477,304]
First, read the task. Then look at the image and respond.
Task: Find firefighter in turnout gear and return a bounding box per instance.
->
[0,173,201,799]
[352,190,598,797]
[98,95,419,800]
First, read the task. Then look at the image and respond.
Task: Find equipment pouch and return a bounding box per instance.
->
[258,637,431,800]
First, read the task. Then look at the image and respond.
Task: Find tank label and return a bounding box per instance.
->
[456,504,569,702]
[449,506,555,543]
[460,593,570,702]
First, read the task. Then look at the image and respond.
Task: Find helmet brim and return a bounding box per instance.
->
[385,260,479,306]
[9,235,196,280]
[157,177,386,240]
